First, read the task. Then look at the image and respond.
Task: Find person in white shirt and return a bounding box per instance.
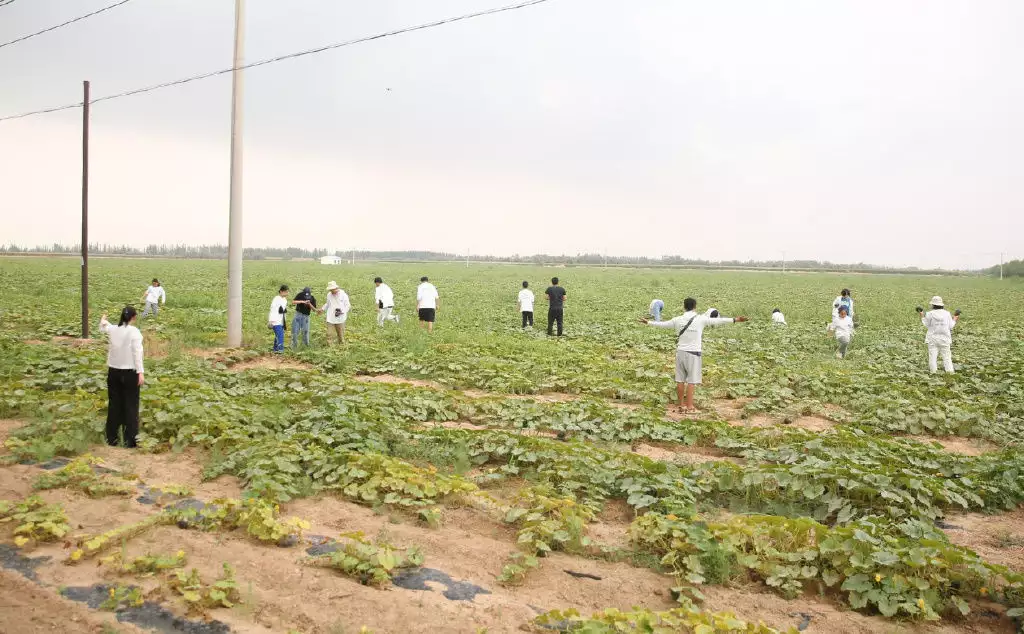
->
[649,299,665,321]
[831,288,854,320]
[416,276,440,332]
[642,297,748,413]
[268,285,290,352]
[140,279,166,318]
[98,306,145,448]
[826,305,854,359]
[918,296,959,373]
[323,281,351,344]
[771,309,787,325]
[518,281,535,328]
[374,277,399,327]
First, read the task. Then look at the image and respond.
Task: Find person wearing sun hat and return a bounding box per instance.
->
[323,281,351,344]
[917,296,959,373]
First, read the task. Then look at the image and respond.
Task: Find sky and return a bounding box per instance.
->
[0,0,1021,270]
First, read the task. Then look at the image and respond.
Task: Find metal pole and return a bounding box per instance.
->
[81,80,90,339]
[226,0,246,347]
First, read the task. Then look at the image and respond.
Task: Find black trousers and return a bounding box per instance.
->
[521,311,534,328]
[106,368,140,448]
[547,308,564,336]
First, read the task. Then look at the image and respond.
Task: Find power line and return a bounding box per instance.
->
[0,0,135,50]
[0,0,553,123]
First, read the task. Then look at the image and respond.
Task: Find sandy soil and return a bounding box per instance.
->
[906,436,1002,457]
[353,374,447,389]
[944,507,1024,571]
[0,568,141,634]
[631,442,743,465]
[229,357,316,372]
[87,446,244,500]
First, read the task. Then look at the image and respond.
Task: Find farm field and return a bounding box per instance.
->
[1,256,1024,634]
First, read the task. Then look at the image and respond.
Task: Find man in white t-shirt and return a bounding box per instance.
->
[323,281,351,344]
[917,296,959,373]
[140,279,166,318]
[642,297,748,413]
[416,276,440,332]
[373,277,399,327]
[267,285,289,352]
[518,281,535,328]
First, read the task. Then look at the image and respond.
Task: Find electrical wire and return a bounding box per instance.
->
[0,0,553,123]
[0,0,135,50]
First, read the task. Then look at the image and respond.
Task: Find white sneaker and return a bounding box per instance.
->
[835,352,842,359]
[395,314,400,324]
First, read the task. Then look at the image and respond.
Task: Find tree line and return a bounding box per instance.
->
[985,259,1024,278]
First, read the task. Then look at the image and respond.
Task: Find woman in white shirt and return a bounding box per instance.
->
[99,306,145,448]
[918,296,958,374]
[323,281,351,344]
[826,306,854,359]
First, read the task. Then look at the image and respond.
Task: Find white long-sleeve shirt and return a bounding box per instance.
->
[828,315,854,340]
[144,285,166,305]
[771,312,787,325]
[518,289,535,312]
[922,309,956,345]
[99,317,144,374]
[324,290,351,324]
[268,296,288,326]
[375,284,395,308]
[648,311,736,352]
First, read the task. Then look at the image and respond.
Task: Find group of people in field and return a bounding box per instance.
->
[95,276,962,446]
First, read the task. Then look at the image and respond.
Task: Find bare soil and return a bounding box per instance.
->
[631,442,742,465]
[352,374,447,389]
[944,507,1024,571]
[228,356,316,372]
[0,568,141,634]
[907,436,1002,457]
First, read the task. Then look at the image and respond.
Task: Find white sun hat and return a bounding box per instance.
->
[930,296,944,307]
[326,281,339,291]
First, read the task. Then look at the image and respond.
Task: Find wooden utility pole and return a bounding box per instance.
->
[81,80,90,339]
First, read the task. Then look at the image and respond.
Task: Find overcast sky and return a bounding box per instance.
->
[1,0,1021,269]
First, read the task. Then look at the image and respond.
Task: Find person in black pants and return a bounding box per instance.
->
[518,280,535,328]
[545,277,567,336]
[98,306,145,448]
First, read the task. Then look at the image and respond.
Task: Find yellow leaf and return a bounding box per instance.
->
[14,536,29,547]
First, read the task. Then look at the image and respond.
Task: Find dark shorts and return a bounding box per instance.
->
[418,308,436,323]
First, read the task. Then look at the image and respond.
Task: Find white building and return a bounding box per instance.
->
[320,255,343,265]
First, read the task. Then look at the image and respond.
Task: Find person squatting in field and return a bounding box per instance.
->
[417,276,440,332]
[649,298,665,321]
[918,296,959,373]
[140,278,165,318]
[323,281,351,344]
[374,277,399,326]
[268,285,289,352]
[771,308,787,325]
[827,305,854,359]
[545,277,567,336]
[99,306,144,448]
[518,281,535,328]
[291,286,320,348]
[642,297,748,413]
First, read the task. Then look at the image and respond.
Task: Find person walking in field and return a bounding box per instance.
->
[140,279,165,318]
[323,281,351,344]
[99,307,144,448]
[642,297,748,413]
[545,277,567,336]
[832,288,854,319]
[518,281,535,328]
[771,308,787,325]
[827,305,854,359]
[649,299,665,321]
[291,286,320,348]
[918,296,959,374]
[374,277,399,326]
[416,276,440,332]
[268,285,289,352]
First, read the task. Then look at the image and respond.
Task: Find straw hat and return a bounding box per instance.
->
[930,296,944,307]
[326,281,339,291]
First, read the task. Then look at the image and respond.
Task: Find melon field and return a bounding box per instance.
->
[1,257,1023,634]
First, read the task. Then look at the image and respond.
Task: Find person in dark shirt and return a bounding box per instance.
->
[291,286,320,348]
[545,277,567,336]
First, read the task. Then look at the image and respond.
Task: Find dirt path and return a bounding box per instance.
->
[0,568,140,634]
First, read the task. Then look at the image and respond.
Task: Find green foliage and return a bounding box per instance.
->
[164,497,309,544]
[0,495,70,546]
[68,515,165,563]
[630,512,1024,620]
[99,584,144,611]
[168,563,241,612]
[532,606,787,633]
[33,455,138,498]
[101,550,188,575]
[306,531,424,587]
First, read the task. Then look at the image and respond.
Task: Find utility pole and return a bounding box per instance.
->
[81,80,90,339]
[782,250,786,275]
[226,0,246,347]
[1000,252,1004,280]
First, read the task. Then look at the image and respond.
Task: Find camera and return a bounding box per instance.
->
[334,309,342,317]
[915,306,923,313]
[954,309,962,316]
